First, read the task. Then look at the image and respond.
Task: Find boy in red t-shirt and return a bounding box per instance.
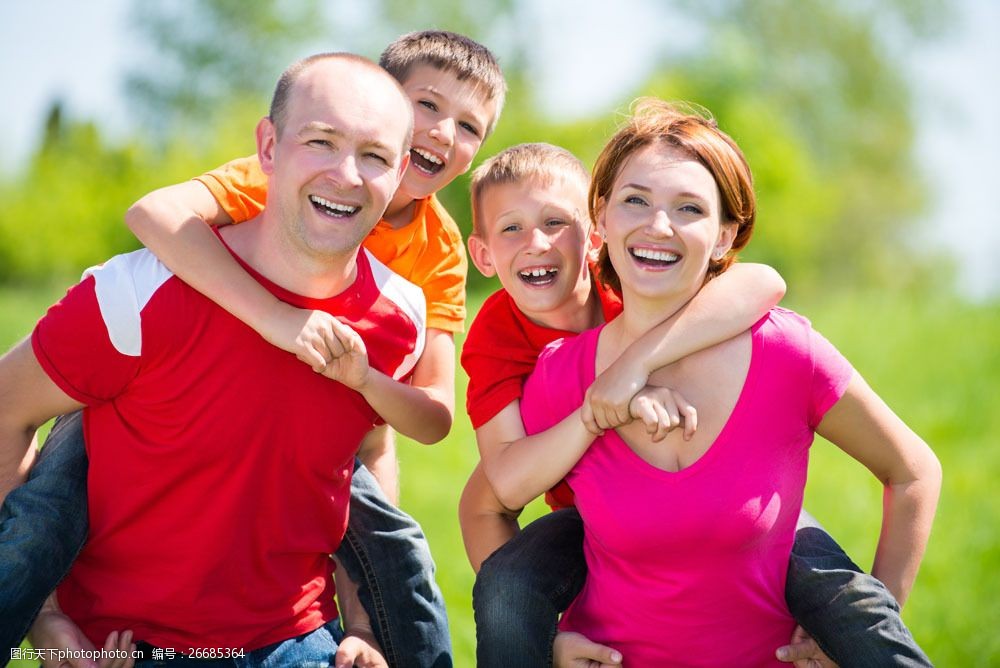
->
[459,142,931,667]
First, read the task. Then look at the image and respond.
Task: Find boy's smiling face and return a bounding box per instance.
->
[469,176,600,328]
[398,64,497,200]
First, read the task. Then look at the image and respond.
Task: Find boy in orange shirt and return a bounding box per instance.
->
[20,32,506,668]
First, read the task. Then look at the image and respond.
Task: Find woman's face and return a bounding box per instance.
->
[598,142,736,305]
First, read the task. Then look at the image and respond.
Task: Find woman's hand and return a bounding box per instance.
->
[775,625,838,667]
[628,386,698,441]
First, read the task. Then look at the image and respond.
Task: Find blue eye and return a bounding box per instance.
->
[502,224,519,233]
[365,152,389,165]
[545,219,566,227]
[680,204,704,215]
[625,195,647,206]
[419,100,438,112]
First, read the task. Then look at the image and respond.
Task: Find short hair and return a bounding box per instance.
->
[470,142,591,236]
[269,52,411,143]
[592,98,756,293]
[379,30,506,136]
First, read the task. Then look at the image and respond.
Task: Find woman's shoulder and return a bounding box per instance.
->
[536,324,603,373]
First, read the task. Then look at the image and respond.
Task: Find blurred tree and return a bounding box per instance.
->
[125,0,327,136]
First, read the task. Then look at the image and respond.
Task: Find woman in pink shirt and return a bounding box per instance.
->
[491,99,941,666]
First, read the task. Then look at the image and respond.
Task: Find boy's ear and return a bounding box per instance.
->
[467,234,497,278]
[256,117,277,175]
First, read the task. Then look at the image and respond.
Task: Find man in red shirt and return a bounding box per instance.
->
[0,53,423,665]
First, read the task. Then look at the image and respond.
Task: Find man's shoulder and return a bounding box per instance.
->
[80,249,178,356]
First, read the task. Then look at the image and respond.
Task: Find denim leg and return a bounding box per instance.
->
[473,507,587,668]
[334,460,451,668]
[0,411,89,652]
[786,509,933,667]
[133,621,344,668]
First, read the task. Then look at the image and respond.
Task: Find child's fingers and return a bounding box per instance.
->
[652,401,673,442]
[673,390,697,440]
[580,401,602,435]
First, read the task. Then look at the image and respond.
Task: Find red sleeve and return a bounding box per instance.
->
[31,276,140,404]
[461,291,539,429]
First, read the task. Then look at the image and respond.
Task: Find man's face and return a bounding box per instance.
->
[259,59,412,261]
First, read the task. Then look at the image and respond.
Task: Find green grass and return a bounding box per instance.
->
[4,284,998,666]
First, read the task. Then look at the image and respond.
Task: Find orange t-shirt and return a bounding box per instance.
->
[195,156,468,333]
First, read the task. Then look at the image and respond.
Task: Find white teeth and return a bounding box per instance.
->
[519,267,557,278]
[413,148,443,165]
[310,195,358,214]
[632,248,679,262]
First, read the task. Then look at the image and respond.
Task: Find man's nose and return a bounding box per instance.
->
[328,154,363,188]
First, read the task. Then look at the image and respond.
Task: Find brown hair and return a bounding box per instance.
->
[470,142,590,236]
[591,98,756,293]
[379,30,506,135]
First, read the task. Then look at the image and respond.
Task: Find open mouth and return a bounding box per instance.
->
[410,147,446,176]
[310,195,360,219]
[629,247,679,268]
[518,266,559,287]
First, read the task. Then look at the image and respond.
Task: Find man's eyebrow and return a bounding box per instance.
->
[298,122,341,137]
[298,122,395,154]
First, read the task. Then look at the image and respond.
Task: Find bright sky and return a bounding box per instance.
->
[2,0,997,299]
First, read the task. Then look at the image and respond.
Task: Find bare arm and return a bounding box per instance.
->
[585,262,785,430]
[332,557,388,668]
[357,425,400,505]
[477,400,596,512]
[816,372,942,606]
[325,327,455,445]
[125,181,343,371]
[0,339,84,503]
[458,462,522,572]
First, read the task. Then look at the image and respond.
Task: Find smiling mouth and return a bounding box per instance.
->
[629,248,679,268]
[310,195,360,218]
[410,148,445,176]
[518,267,559,286]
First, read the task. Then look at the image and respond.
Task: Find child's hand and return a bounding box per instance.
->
[775,625,838,667]
[262,302,354,373]
[628,386,697,442]
[582,354,649,432]
[319,319,371,391]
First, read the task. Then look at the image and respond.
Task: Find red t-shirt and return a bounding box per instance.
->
[32,244,425,650]
[461,272,622,509]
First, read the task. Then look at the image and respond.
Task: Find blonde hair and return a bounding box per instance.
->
[470,142,590,236]
[379,30,506,136]
[591,98,756,292]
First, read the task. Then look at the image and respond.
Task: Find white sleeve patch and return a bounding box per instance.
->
[81,249,175,357]
[364,249,426,379]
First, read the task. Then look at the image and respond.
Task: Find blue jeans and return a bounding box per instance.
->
[0,413,451,668]
[133,620,344,667]
[0,412,89,655]
[473,507,932,667]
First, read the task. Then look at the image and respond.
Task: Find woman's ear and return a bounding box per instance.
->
[467,234,497,278]
[713,221,738,259]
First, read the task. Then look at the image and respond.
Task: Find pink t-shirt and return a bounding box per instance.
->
[520,308,853,667]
